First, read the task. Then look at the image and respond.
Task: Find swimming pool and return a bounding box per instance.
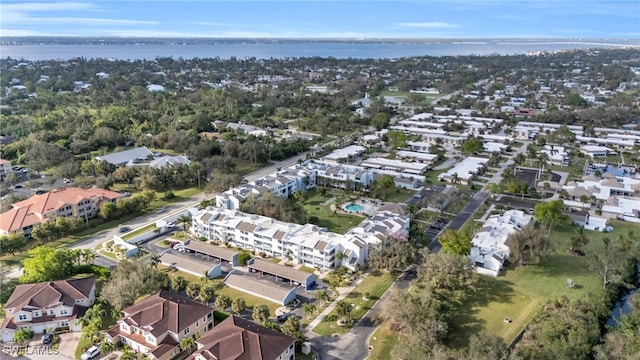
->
[345,203,363,212]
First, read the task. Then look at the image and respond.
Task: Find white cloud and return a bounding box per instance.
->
[194,22,252,28]
[397,22,461,29]
[8,16,157,26]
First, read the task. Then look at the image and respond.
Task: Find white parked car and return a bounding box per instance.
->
[80,345,100,360]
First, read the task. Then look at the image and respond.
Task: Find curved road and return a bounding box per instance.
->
[310,266,417,360]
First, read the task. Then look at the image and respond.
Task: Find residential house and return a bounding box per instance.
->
[469,210,534,276]
[540,145,570,166]
[189,316,295,360]
[580,145,615,159]
[0,187,122,238]
[0,276,96,342]
[105,290,214,360]
[95,146,154,166]
[438,157,489,185]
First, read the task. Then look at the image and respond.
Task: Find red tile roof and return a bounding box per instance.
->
[0,187,121,233]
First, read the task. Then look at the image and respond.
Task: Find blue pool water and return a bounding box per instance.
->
[345,204,363,212]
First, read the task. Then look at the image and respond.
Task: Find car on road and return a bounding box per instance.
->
[35,189,47,195]
[122,192,131,197]
[42,333,54,344]
[80,345,100,360]
[14,184,23,189]
[119,226,131,233]
[155,207,167,214]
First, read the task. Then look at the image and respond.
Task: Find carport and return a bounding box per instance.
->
[159,250,222,278]
[224,272,297,306]
[247,258,317,290]
[183,239,240,266]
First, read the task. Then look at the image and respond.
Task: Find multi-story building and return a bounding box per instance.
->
[191,207,409,271]
[106,290,214,360]
[0,276,96,342]
[0,187,122,238]
[189,316,295,360]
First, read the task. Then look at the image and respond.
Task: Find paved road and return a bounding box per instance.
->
[310,266,417,360]
[428,191,490,253]
[70,152,311,253]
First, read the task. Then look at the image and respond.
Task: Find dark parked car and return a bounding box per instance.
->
[42,333,53,344]
[277,313,295,323]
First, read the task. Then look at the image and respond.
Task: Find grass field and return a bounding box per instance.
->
[235,159,271,177]
[312,271,395,336]
[376,187,416,203]
[367,323,399,360]
[302,188,364,233]
[157,266,281,316]
[447,220,638,348]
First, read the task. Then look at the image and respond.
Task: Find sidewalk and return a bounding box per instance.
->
[305,275,366,332]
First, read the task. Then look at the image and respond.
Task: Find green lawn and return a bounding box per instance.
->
[235,159,270,177]
[425,169,447,185]
[299,265,316,274]
[376,187,416,203]
[157,266,280,316]
[303,188,364,233]
[120,223,156,240]
[367,323,399,360]
[312,271,395,336]
[447,220,639,348]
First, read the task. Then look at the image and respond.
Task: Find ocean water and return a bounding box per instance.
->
[1,39,638,61]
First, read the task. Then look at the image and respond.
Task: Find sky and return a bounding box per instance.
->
[0,0,639,39]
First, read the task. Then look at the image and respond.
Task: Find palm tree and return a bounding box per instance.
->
[176,214,192,234]
[199,284,216,305]
[186,283,201,300]
[335,251,347,266]
[101,341,115,355]
[302,303,317,316]
[180,336,196,355]
[215,294,232,311]
[232,297,246,315]
[451,172,461,185]
[149,255,161,269]
[335,300,352,323]
[316,290,331,306]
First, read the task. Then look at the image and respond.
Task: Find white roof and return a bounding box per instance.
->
[361,157,430,173]
[323,145,366,161]
[395,151,438,162]
[581,145,613,152]
[439,157,488,181]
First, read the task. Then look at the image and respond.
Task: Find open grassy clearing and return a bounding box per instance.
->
[376,187,416,203]
[312,271,395,336]
[448,220,637,348]
[367,323,399,360]
[302,188,364,233]
[235,159,271,177]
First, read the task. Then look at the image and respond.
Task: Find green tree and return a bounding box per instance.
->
[252,303,271,323]
[569,227,589,256]
[506,225,552,266]
[231,297,246,314]
[13,328,34,345]
[302,303,317,317]
[367,236,414,272]
[179,336,196,355]
[335,300,352,323]
[186,282,201,300]
[99,202,118,220]
[199,284,216,305]
[587,237,634,290]
[316,290,331,306]
[386,130,407,150]
[371,112,391,131]
[215,294,232,311]
[418,252,477,304]
[100,260,169,310]
[439,228,472,256]
[170,276,188,292]
[281,315,306,349]
[21,247,76,283]
[534,200,570,234]
[0,233,27,256]
[460,137,484,155]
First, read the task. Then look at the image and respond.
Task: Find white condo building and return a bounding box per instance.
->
[191,207,409,271]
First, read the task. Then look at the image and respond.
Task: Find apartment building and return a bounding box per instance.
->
[0,158,11,180]
[191,207,409,271]
[0,187,122,237]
